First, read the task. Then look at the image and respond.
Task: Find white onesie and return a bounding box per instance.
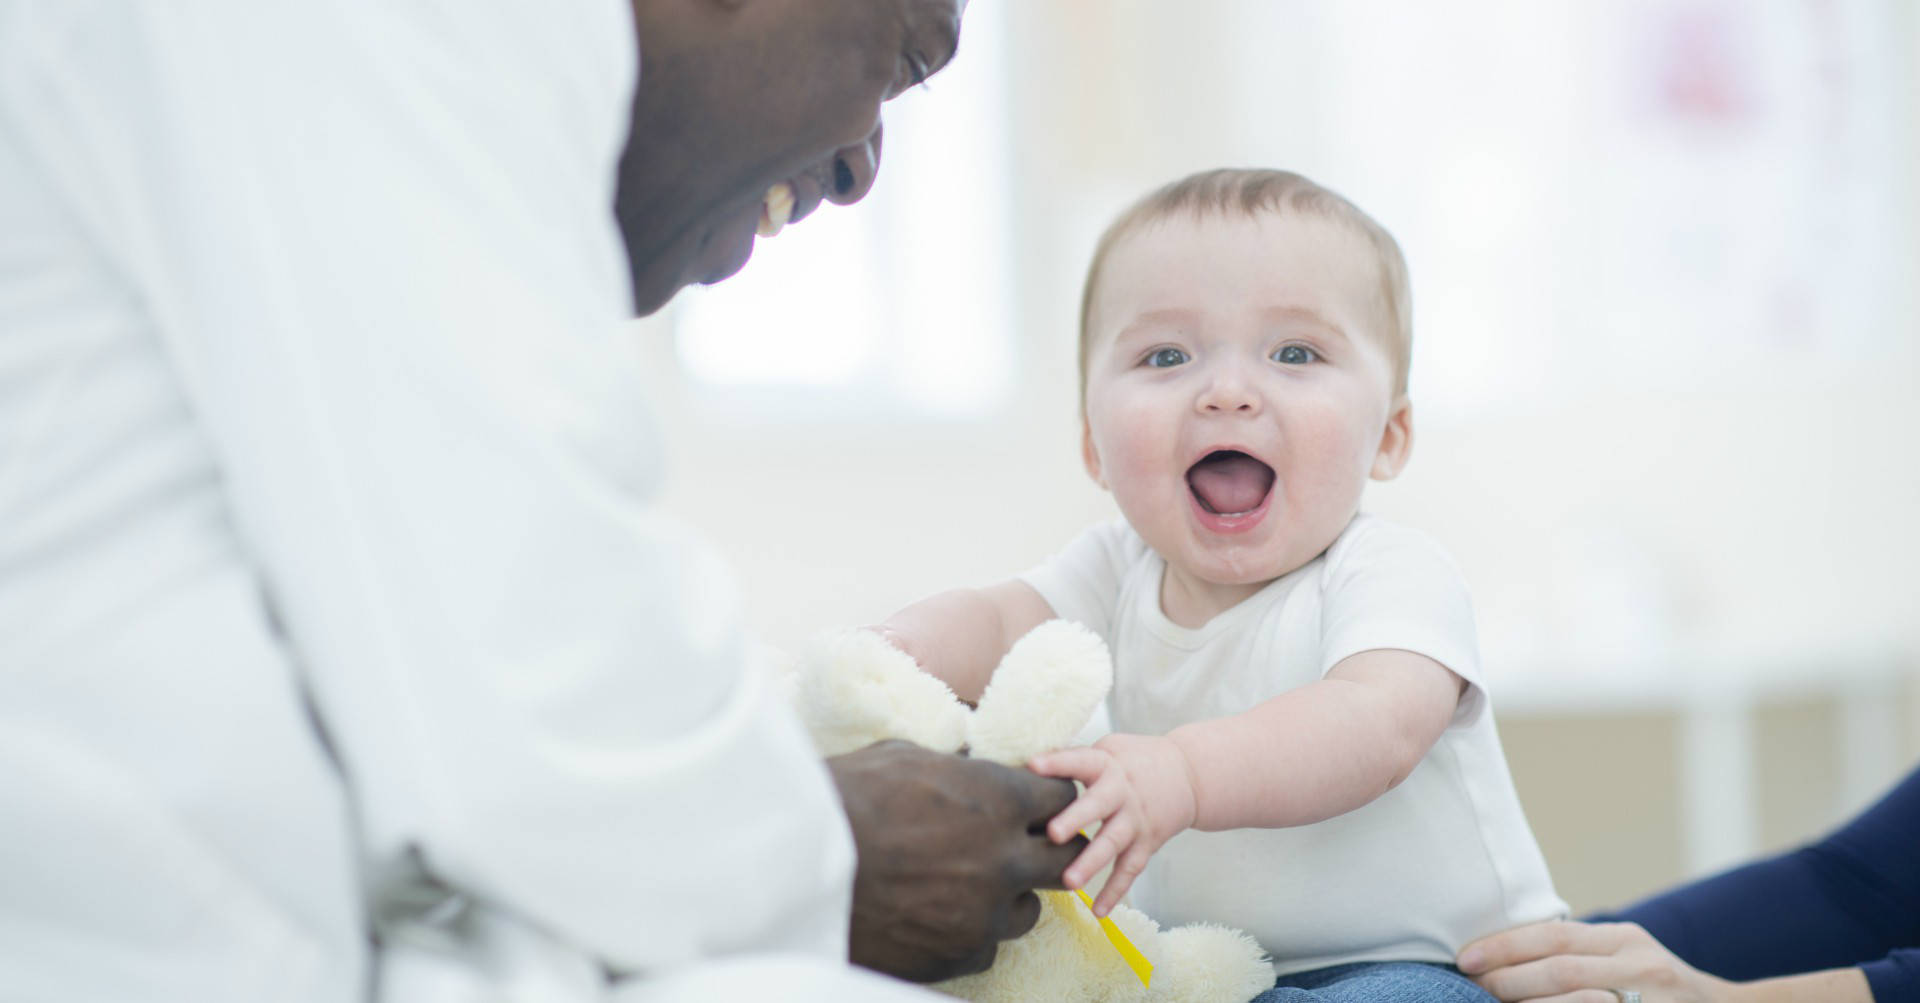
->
[1022,514,1567,976]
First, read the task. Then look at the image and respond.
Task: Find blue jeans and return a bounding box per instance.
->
[1251,961,1496,1002]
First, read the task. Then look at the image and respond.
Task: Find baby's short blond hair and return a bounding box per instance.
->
[1077,168,1412,408]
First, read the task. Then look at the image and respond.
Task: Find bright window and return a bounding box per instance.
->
[669,1,1015,420]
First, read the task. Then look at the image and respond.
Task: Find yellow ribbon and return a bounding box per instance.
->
[1071,886,1153,987]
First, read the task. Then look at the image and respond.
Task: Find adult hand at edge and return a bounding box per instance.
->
[827,740,1084,983]
[1458,919,1734,1003]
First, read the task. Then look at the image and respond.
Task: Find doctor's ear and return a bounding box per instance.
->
[1370,397,1414,481]
[1081,421,1108,490]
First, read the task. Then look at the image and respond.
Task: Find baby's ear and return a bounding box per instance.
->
[1370,397,1414,481]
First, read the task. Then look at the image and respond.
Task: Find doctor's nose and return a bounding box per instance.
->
[825,125,882,206]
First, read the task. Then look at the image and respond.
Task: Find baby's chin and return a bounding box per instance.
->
[1162,542,1288,589]
[1181,558,1293,591]
[1170,529,1337,588]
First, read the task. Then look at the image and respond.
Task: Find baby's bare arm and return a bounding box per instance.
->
[1028,648,1465,915]
[875,580,1055,703]
[1170,648,1466,831]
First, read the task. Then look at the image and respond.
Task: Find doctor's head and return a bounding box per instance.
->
[616,0,967,316]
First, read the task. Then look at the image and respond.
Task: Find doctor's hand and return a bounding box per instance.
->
[827,740,1084,983]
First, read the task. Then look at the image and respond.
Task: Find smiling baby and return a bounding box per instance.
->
[869,169,1566,1000]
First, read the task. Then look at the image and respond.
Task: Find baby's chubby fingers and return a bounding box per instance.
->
[1090,843,1151,916]
[1028,746,1110,784]
[1064,813,1135,892]
[1029,748,1121,843]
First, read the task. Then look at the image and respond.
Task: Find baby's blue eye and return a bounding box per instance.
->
[1274,344,1318,365]
[1147,347,1189,368]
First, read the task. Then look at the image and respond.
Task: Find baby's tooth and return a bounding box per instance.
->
[756,182,796,237]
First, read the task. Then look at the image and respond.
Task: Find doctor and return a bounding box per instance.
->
[0,1,1076,1001]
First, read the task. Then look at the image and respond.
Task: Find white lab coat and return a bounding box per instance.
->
[0,4,935,999]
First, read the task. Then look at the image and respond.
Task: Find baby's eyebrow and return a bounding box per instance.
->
[1108,305,1355,348]
[1261,305,1350,342]
[1113,308,1201,341]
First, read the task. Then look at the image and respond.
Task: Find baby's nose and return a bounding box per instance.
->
[1197,369,1260,413]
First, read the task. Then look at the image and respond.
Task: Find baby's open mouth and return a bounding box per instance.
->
[1187,450,1276,516]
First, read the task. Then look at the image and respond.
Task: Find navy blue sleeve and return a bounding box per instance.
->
[1586,765,1918,1002]
[1863,951,1920,1003]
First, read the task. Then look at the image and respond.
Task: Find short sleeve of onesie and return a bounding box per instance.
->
[1019,518,1146,644]
[1318,517,1488,728]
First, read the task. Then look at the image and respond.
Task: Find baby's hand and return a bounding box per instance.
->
[1027,733,1198,917]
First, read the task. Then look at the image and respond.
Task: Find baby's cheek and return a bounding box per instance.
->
[1291,408,1374,478]
[1099,411,1173,472]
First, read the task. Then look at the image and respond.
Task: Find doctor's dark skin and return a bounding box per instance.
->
[618,0,1084,983]
[619,0,963,315]
[830,742,1085,982]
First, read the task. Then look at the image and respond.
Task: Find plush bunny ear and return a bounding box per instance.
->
[794,629,970,757]
[967,620,1113,766]
[1151,922,1274,1003]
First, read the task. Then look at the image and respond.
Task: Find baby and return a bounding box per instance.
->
[873,169,1566,998]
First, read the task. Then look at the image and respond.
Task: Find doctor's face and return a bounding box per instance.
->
[617,0,966,316]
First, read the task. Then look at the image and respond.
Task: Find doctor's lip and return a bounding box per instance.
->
[697,164,839,286]
[785,167,831,228]
[698,204,762,286]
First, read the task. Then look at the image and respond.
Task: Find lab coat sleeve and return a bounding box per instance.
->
[0,3,854,971]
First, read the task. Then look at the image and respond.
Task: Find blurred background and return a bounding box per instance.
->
[634,1,1920,915]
